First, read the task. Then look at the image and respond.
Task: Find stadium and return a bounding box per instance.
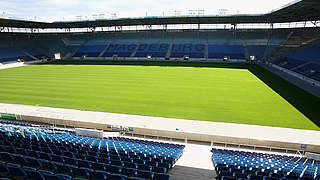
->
[0,0,320,179]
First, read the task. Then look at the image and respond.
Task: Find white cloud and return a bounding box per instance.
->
[0,0,295,22]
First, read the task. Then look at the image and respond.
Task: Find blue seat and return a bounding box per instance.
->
[106,164,121,174]
[42,173,60,180]
[122,167,137,177]
[0,162,9,176]
[248,174,263,180]
[269,173,284,179]
[52,149,63,156]
[7,163,27,178]
[121,157,132,163]
[24,168,45,180]
[219,171,233,178]
[3,146,16,154]
[87,152,98,157]
[137,170,154,179]
[256,171,269,176]
[38,169,54,176]
[41,147,52,154]
[133,159,145,165]
[88,169,108,180]
[26,150,39,158]
[86,155,97,162]
[154,173,171,180]
[286,174,299,180]
[38,170,60,180]
[108,173,126,180]
[127,177,145,180]
[62,151,74,158]
[233,172,247,179]
[56,173,72,180]
[230,168,243,173]
[38,152,52,161]
[217,167,230,172]
[77,159,92,169]
[221,176,237,180]
[21,166,37,172]
[12,154,28,166]
[72,167,89,178]
[15,148,28,156]
[152,166,166,173]
[137,164,152,171]
[54,162,73,175]
[50,154,65,163]
[25,156,42,169]
[152,158,163,163]
[40,159,57,171]
[158,162,171,169]
[0,152,14,162]
[64,157,78,166]
[74,153,87,160]
[92,162,106,171]
[263,177,280,180]
[98,157,109,164]
[110,160,124,166]
[123,162,137,169]
[145,161,158,167]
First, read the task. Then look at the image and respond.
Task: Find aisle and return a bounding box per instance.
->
[169,143,217,180]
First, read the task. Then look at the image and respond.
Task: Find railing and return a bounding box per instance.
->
[1,119,306,156]
[123,131,188,144]
[210,140,304,156]
[123,131,304,156]
[267,62,320,88]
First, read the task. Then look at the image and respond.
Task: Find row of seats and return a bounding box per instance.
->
[212,148,320,180]
[0,121,184,179]
[0,136,175,169]
[0,160,146,180]
[273,58,320,81]
[74,43,246,59]
[273,43,320,82]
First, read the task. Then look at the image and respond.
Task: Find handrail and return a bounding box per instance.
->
[211,140,305,155]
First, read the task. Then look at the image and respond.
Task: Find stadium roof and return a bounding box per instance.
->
[0,0,319,29]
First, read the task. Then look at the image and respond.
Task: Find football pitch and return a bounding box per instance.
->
[0,60,319,130]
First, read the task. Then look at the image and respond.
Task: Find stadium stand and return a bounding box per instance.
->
[61,30,288,60]
[273,43,320,81]
[0,121,184,179]
[0,34,47,63]
[211,148,320,180]
[0,29,309,64]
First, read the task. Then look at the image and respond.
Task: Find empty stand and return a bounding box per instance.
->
[273,43,320,81]
[0,121,184,179]
[212,148,320,180]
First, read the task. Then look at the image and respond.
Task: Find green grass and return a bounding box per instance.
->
[0,60,319,130]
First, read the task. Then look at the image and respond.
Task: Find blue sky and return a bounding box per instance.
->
[0,0,295,22]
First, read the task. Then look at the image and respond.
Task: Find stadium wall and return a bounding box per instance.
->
[19,114,320,154]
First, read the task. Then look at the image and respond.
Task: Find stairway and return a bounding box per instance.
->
[165,35,175,59]
[204,34,209,59]
[98,40,113,58]
[267,29,320,62]
[291,59,320,71]
[63,39,89,59]
[242,36,249,60]
[21,50,39,60]
[130,37,143,57]
[169,143,216,180]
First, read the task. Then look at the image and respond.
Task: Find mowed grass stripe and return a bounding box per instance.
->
[0,63,318,130]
